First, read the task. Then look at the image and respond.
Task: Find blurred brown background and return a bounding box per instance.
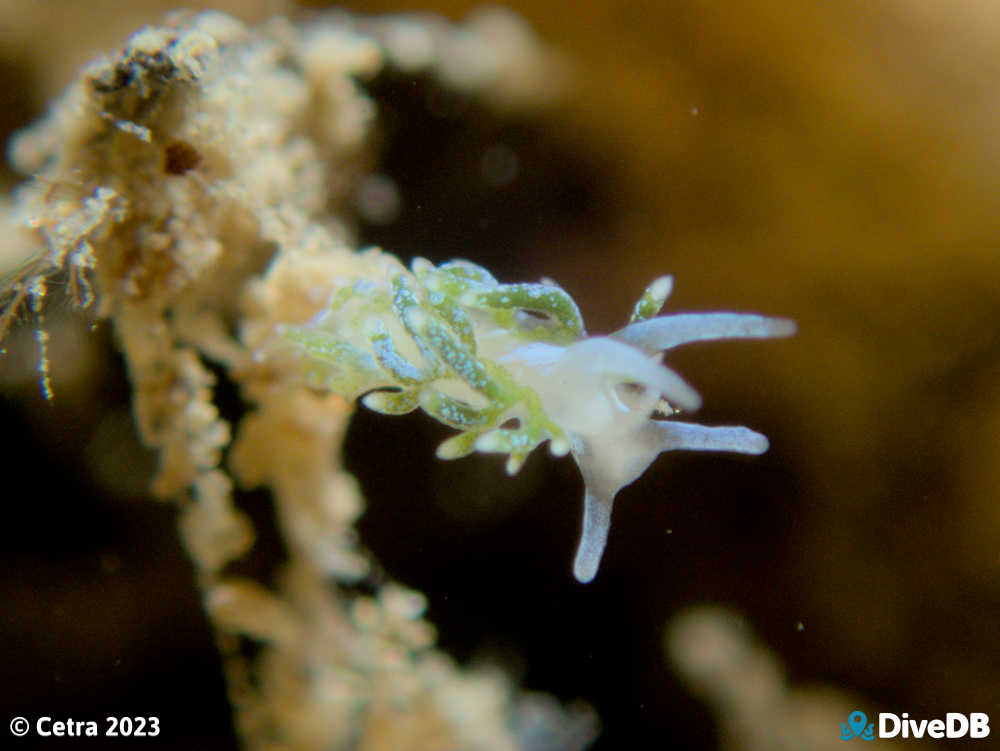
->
[2,0,999,748]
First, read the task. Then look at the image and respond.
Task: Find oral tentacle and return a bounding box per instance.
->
[651,421,770,454]
[572,487,614,584]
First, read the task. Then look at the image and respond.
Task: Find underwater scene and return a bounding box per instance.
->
[1,1,998,749]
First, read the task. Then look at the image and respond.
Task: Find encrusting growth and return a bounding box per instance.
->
[284,254,795,582]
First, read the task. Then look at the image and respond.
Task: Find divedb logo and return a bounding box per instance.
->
[841,710,990,741]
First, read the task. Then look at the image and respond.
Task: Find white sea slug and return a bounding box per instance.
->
[284,253,795,582]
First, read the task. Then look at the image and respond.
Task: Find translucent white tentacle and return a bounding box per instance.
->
[652,421,770,454]
[573,488,613,583]
[612,313,797,353]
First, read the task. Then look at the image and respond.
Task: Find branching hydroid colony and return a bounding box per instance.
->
[284,252,795,582]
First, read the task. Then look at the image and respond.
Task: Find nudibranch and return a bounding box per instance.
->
[283,251,795,582]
